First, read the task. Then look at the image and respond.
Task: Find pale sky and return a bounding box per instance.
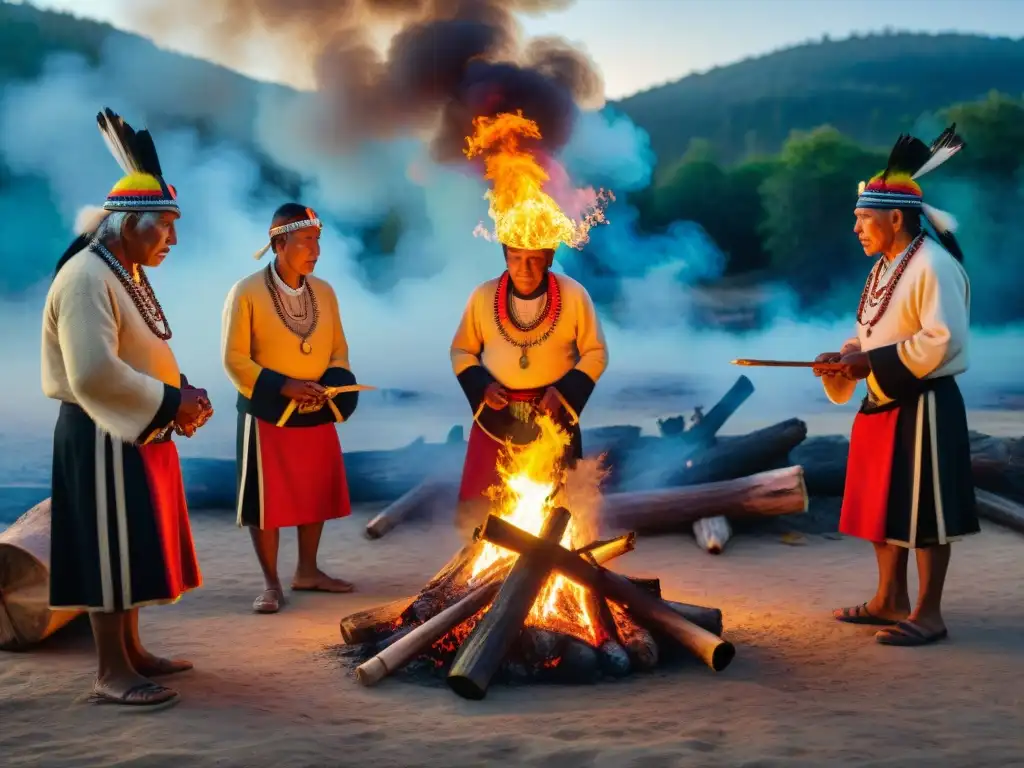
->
[9,0,1024,98]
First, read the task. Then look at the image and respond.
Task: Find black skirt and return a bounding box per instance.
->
[872,377,978,548]
[49,403,202,612]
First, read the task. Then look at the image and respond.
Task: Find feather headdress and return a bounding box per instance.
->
[856,124,965,236]
[96,107,179,214]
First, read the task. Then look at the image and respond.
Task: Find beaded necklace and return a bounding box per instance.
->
[90,241,172,340]
[265,265,319,354]
[493,272,562,369]
[856,234,924,337]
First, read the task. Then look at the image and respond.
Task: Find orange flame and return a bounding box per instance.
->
[468,414,597,645]
[464,111,613,251]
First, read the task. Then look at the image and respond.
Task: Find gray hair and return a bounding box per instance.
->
[95,210,161,243]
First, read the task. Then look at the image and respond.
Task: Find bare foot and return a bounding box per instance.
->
[291,569,355,593]
[129,652,194,677]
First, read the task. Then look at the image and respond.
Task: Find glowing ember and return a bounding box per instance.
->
[468,414,597,645]
[464,111,613,251]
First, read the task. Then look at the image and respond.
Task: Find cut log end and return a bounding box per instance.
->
[355,657,388,687]
[710,640,736,672]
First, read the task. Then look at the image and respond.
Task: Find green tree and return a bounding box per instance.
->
[759,126,885,303]
[943,91,1024,181]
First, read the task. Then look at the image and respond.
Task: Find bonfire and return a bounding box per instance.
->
[338,414,733,700]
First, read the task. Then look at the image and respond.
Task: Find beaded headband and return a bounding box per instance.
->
[253,207,322,260]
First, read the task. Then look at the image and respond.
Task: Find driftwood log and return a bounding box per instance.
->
[0,500,81,651]
[354,532,636,687]
[975,489,1024,535]
[479,514,735,672]
[446,507,571,700]
[602,466,809,534]
[364,478,458,540]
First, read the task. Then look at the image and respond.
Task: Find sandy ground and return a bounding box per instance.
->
[1,504,1023,768]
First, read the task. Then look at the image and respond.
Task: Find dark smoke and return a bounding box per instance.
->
[124,0,600,160]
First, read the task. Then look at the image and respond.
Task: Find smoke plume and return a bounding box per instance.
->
[122,0,600,161]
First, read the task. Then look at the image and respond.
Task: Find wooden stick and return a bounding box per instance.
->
[731,359,845,370]
[664,600,723,637]
[975,489,1024,535]
[478,514,736,672]
[364,478,457,540]
[355,531,633,687]
[446,507,572,700]
[603,466,808,533]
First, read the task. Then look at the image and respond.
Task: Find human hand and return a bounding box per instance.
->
[483,382,508,410]
[813,352,842,378]
[537,386,562,416]
[840,340,861,357]
[840,351,871,380]
[281,378,326,406]
[175,387,208,427]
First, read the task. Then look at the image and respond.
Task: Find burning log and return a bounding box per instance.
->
[446,507,572,700]
[693,515,733,554]
[602,466,809,534]
[975,489,1024,535]
[339,542,483,644]
[609,602,658,671]
[353,531,635,688]
[479,514,736,672]
[364,478,458,540]
[0,499,81,651]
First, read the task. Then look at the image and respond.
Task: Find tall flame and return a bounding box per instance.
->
[468,414,597,645]
[464,111,613,251]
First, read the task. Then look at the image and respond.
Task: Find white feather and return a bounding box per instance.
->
[253,242,272,260]
[922,203,958,234]
[911,144,963,180]
[74,206,110,236]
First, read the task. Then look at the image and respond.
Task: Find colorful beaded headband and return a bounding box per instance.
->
[253,207,322,260]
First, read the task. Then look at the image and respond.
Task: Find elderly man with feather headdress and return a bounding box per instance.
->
[450,113,610,529]
[41,109,211,708]
[815,125,977,647]
[221,203,363,615]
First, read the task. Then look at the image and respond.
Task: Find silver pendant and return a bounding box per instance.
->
[519,352,529,369]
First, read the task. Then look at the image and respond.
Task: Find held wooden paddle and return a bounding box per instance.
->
[276,384,377,427]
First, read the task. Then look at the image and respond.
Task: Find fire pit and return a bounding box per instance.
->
[336,417,734,700]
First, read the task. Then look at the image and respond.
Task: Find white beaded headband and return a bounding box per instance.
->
[252,213,322,260]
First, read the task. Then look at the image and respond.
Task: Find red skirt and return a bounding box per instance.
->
[458,422,508,502]
[138,440,203,600]
[236,414,351,529]
[838,406,901,543]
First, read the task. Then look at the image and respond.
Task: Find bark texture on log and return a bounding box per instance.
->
[0,499,81,651]
[609,602,658,670]
[364,478,458,539]
[975,489,1024,535]
[447,508,571,700]
[602,466,808,533]
[479,515,735,672]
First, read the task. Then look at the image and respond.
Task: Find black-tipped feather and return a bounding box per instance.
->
[882,133,933,179]
[95,108,164,178]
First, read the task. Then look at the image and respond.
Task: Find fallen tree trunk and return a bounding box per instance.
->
[602,466,809,534]
[364,478,458,540]
[975,489,1024,535]
[446,508,571,700]
[0,499,81,651]
[478,515,735,672]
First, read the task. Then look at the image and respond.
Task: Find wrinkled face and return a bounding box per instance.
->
[853,208,901,256]
[277,225,321,276]
[124,211,179,267]
[505,246,553,295]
